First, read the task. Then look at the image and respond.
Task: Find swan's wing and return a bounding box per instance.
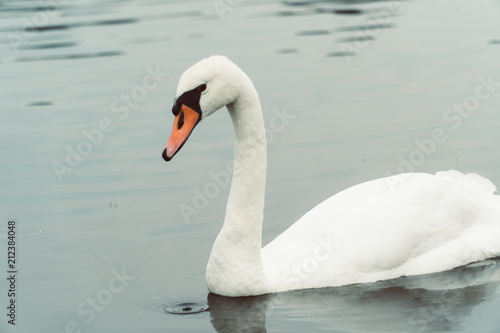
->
[262,171,500,292]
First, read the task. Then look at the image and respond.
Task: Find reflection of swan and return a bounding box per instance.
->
[207,259,500,333]
[161,55,500,297]
[208,293,269,333]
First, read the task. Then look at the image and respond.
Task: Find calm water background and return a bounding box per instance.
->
[1,0,500,332]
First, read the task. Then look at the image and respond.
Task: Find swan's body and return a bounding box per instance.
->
[162,56,500,297]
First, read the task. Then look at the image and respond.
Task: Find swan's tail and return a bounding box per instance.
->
[435,170,497,195]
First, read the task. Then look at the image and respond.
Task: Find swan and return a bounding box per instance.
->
[161,55,500,297]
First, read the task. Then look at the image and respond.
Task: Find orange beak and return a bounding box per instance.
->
[162,104,201,161]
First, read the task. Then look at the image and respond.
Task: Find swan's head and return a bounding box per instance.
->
[162,55,245,161]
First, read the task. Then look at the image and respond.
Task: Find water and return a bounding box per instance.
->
[1,0,500,332]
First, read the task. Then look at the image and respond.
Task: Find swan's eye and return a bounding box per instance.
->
[197,84,207,92]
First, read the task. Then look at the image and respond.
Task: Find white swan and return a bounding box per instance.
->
[162,55,500,297]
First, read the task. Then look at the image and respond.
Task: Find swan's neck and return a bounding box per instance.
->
[206,82,268,296]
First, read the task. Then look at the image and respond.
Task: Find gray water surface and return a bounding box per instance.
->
[1,0,500,332]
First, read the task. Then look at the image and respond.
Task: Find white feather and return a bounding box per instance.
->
[172,56,500,297]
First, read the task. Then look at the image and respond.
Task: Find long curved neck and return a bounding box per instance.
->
[225,90,267,250]
[206,78,268,296]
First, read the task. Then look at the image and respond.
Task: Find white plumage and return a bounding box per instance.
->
[262,171,500,293]
[164,56,500,297]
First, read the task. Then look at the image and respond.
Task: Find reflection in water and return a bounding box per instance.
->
[334,23,395,32]
[0,0,401,64]
[326,50,356,57]
[277,48,300,54]
[26,100,53,106]
[24,17,139,32]
[333,9,363,15]
[18,40,77,50]
[338,35,375,43]
[3,0,500,332]
[0,0,202,63]
[16,50,124,62]
[278,0,400,58]
[207,259,500,333]
[296,29,331,36]
[208,293,270,333]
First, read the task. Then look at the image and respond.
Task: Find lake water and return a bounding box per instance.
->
[1,0,500,332]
